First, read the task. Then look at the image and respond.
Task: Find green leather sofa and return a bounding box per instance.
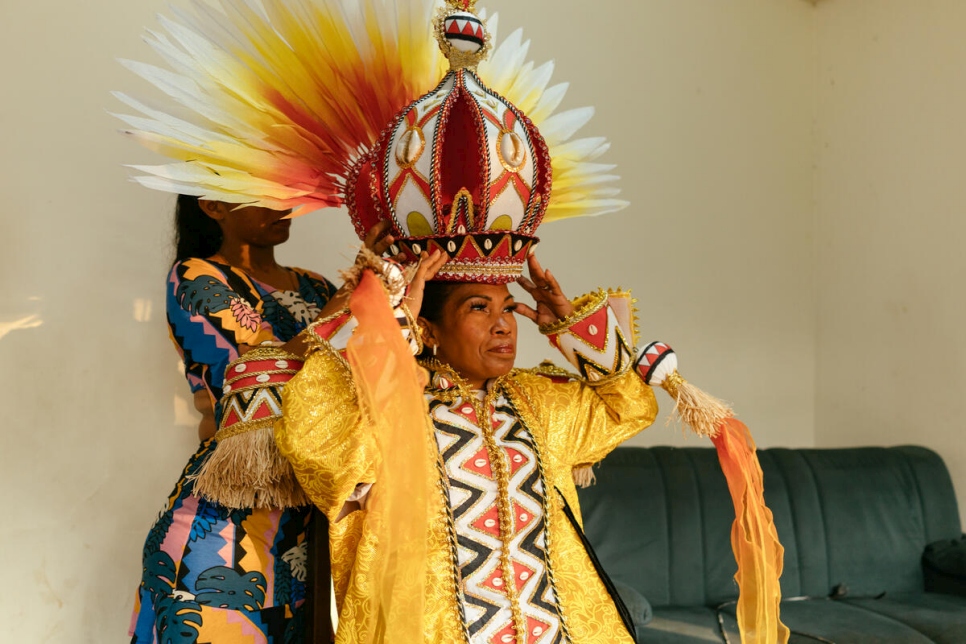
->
[577,445,966,643]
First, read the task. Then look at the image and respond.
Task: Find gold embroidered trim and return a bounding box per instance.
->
[503,377,574,643]
[477,392,527,644]
[304,308,352,354]
[538,289,608,336]
[214,415,277,441]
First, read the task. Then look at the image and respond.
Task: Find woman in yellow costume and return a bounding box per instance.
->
[278,248,660,643]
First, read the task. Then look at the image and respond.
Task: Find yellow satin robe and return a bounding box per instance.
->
[276,342,657,644]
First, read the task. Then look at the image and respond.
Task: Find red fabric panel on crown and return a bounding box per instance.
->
[438,81,487,228]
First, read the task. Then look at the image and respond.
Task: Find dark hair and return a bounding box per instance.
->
[174,194,223,262]
[417,280,460,359]
[419,281,460,324]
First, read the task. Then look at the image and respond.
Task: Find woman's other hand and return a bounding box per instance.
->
[515,253,575,325]
[406,250,447,317]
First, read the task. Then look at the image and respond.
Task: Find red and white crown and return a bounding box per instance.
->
[346,0,552,284]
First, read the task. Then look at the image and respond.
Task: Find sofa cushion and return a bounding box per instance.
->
[613,579,653,629]
[718,598,937,643]
[636,607,726,643]
[923,536,966,596]
[844,593,966,644]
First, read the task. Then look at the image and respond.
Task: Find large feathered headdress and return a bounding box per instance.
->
[116,0,627,282]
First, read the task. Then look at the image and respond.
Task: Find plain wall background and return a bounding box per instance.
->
[0,0,960,642]
[814,1,966,525]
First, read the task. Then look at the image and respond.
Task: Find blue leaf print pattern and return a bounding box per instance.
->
[188,499,220,542]
[195,566,267,611]
[176,276,233,317]
[260,293,299,339]
[155,594,203,644]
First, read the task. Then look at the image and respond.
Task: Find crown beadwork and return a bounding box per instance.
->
[346,3,551,284]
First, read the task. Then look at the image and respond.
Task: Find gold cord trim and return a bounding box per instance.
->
[538,289,609,336]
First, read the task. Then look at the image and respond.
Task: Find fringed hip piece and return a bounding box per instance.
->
[190,346,311,510]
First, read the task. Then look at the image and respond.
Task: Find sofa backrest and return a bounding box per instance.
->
[576,445,962,609]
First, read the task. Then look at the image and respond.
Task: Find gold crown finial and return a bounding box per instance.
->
[444,0,478,10]
[435,0,490,70]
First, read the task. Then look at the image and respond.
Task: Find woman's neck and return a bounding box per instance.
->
[212,242,276,273]
[212,243,294,290]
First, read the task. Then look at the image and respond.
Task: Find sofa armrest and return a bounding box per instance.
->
[613,579,653,628]
[923,535,966,597]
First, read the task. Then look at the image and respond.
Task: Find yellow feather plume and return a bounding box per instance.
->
[116,0,627,220]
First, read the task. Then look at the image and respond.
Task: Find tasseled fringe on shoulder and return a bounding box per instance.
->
[190,424,310,509]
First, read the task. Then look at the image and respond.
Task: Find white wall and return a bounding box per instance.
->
[814,0,966,520]
[1,1,815,642]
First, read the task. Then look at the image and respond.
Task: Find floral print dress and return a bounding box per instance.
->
[129,258,336,644]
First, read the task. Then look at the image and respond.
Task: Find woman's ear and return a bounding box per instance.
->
[198,199,229,221]
[417,318,438,350]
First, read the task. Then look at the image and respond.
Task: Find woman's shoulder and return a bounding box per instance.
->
[288,265,331,283]
[169,257,231,282]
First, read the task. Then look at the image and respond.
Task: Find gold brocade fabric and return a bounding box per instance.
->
[277,348,658,643]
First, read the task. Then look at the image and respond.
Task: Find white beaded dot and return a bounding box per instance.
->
[447,241,457,253]
[223,384,232,393]
[513,454,523,463]
[588,324,599,336]
[501,634,512,643]
[519,513,529,522]
[256,374,271,383]
[234,364,247,373]
[484,239,493,250]
[484,519,496,528]
[514,240,523,252]
[275,360,289,369]
[520,571,530,580]
[462,406,474,414]
[475,458,487,467]
[412,243,422,254]
[532,627,544,636]
[493,577,503,587]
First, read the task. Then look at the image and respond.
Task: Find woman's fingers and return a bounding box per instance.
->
[363,220,395,255]
[406,251,445,317]
[526,253,549,288]
[512,302,539,322]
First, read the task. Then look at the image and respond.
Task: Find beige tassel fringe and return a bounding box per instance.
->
[661,371,733,439]
[572,464,597,488]
[190,424,310,509]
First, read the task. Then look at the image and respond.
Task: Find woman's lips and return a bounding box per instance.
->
[488,344,515,355]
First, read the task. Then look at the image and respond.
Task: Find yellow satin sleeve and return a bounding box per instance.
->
[275,343,379,524]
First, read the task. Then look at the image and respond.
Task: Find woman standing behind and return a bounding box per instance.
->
[129,195,391,643]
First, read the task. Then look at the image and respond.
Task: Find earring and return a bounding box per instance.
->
[433,344,438,357]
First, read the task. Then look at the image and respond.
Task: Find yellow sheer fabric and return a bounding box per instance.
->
[712,418,790,644]
[345,270,433,643]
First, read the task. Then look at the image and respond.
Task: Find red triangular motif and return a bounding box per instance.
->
[463,447,493,479]
[472,505,501,537]
[251,401,274,420]
[569,308,609,351]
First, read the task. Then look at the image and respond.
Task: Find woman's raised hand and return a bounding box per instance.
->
[362,220,403,260]
[406,250,448,317]
[515,254,575,326]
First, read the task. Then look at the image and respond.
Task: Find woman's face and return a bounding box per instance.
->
[203,202,293,248]
[424,283,518,389]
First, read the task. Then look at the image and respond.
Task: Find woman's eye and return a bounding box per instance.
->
[470,302,488,312]
[503,304,516,313]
